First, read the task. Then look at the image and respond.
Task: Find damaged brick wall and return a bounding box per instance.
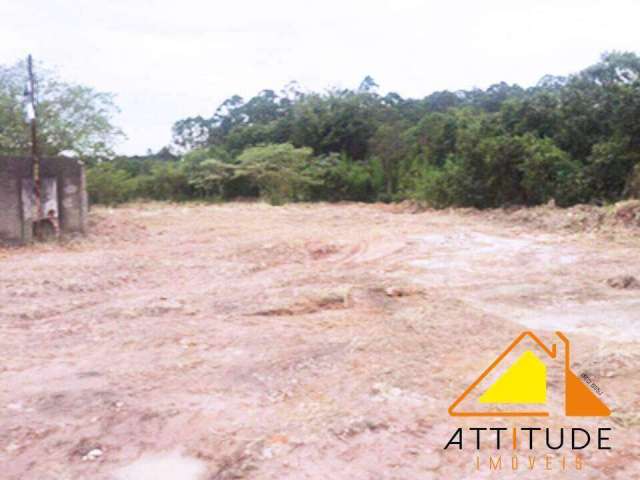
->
[0,156,88,244]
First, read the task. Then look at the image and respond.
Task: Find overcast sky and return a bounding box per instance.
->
[2,0,639,155]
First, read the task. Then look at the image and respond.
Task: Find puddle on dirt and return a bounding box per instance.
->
[410,258,472,270]
[409,233,450,244]
[409,232,545,272]
[413,232,535,252]
[410,230,639,342]
[473,298,640,342]
[509,299,640,342]
[113,450,207,480]
[469,232,533,253]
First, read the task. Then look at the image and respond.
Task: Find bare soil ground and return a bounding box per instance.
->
[1,202,639,479]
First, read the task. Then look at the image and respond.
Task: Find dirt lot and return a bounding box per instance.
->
[1,202,639,479]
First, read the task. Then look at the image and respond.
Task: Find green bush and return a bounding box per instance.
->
[586,138,640,202]
[136,163,192,201]
[519,136,588,206]
[314,155,377,202]
[87,163,138,205]
[234,143,319,204]
[625,164,640,198]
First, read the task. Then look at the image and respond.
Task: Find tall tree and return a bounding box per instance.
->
[0,59,124,157]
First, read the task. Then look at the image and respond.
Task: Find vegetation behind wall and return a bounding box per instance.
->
[4,53,638,208]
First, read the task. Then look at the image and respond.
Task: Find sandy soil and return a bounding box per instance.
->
[1,202,639,479]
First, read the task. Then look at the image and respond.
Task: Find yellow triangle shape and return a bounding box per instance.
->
[479,350,546,404]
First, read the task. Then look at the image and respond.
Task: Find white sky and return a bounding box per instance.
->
[2,0,639,155]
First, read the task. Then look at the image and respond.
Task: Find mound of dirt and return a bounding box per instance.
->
[478,200,640,233]
[252,290,351,316]
[606,275,640,290]
[87,208,149,244]
[613,200,640,227]
[377,200,431,214]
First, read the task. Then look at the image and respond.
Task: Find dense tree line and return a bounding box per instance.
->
[106,51,637,207]
[167,52,640,207]
[3,53,639,207]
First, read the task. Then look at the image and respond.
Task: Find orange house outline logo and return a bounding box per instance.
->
[448,331,611,417]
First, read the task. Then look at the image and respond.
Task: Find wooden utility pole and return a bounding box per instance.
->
[26,54,42,219]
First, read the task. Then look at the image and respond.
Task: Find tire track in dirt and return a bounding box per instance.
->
[1,202,639,479]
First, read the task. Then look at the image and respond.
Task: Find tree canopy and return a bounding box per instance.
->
[18,50,632,208]
[159,52,639,207]
[0,59,124,158]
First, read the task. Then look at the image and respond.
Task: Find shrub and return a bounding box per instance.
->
[234,143,319,204]
[625,164,640,198]
[87,163,138,205]
[519,136,588,206]
[136,163,191,201]
[314,155,377,202]
[586,138,640,202]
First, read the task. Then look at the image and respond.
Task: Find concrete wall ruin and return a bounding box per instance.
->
[0,156,88,244]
